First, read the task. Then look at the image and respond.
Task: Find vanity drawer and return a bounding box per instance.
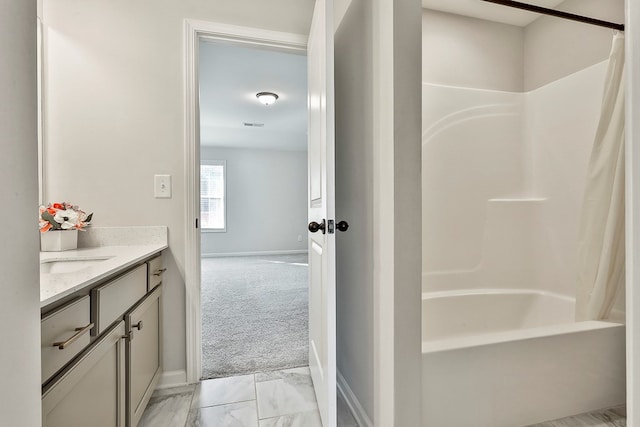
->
[147,255,165,291]
[91,264,147,336]
[42,296,92,384]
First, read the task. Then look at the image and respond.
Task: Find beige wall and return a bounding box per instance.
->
[0,0,41,425]
[335,0,374,420]
[422,9,524,92]
[627,1,640,422]
[42,0,313,375]
[524,0,625,91]
[392,0,423,424]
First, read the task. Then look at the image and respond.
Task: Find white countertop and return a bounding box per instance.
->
[40,227,168,308]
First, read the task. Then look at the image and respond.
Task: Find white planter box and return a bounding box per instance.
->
[40,229,78,252]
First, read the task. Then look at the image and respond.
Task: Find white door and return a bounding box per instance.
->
[307,0,336,425]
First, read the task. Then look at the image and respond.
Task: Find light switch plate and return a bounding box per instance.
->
[154,174,171,198]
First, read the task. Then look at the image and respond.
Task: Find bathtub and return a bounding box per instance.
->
[422,289,625,427]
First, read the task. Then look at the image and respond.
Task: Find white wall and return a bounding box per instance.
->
[200,147,308,256]
[42,0,313,375]
[524,0,625,91]
[422,9,524,92]
[0,0,42,425]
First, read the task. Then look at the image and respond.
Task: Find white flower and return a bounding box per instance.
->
[54,209,79,229]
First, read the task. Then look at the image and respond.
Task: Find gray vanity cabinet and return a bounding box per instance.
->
[42,321,126,427]
[41,253,165,427]
[126,284,162,427]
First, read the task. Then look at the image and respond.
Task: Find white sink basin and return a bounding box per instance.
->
[40,256,114,275]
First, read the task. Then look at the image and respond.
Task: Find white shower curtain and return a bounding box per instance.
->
[575,33,625,322]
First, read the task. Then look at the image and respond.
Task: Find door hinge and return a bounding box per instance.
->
[327,219,335,234]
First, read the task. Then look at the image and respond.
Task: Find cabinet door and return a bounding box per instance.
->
[126,285,162,427]
[42,321,126,427]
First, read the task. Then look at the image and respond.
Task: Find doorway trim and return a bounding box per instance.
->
[183,19,307,384]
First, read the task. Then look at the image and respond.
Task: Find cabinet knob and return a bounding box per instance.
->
[133,321,144,330]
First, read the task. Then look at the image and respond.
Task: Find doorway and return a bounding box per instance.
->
[197,37,309,379]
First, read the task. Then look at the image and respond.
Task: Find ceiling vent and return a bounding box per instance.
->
[243,122,265,127]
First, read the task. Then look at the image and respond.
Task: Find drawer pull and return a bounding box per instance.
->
[52,323,94,350]
[153,268,167,277]
[133,321,143,330]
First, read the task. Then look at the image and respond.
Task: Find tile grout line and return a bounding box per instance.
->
[259,408,322,423]
[196,398,258,410]
[254,373,260,426]
[183,384,197,427]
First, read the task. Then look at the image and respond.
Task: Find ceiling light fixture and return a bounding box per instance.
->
[256,91,279,106]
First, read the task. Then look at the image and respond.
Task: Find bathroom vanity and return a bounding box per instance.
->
[39,227,168,427]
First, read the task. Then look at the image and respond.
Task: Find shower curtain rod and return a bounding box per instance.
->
[481,0,625,32]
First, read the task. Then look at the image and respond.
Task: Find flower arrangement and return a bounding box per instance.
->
[39,202,93,233]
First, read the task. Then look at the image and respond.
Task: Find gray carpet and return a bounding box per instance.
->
[201,254,309,379]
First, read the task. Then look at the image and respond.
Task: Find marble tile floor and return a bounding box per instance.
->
[139,366,359,427]
[529,405,626,427]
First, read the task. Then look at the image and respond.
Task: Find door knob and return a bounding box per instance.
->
[308,219,326,234]
[133,321,143,330]
[336,221,349,232]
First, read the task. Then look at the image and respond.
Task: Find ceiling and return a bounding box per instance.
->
[199,41,307,152]
[422,0,565,26]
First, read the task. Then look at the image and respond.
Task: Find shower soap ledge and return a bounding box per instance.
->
[488,198,547,202]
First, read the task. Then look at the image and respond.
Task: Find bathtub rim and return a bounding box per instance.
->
[423,320,622,353]
[422,287,574,301]
[422,289,624,353]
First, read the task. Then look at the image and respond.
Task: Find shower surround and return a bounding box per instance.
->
[421,62,625,426]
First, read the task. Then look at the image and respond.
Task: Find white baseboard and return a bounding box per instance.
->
[201,250,308,258]
[337,370,373,427]
[156,370,189,389]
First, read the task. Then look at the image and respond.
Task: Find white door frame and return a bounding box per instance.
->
[183,19,307,384]
[626,0,640,423]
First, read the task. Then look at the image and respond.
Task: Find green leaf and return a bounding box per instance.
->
[41,210,62,229]
[85,213,93,223]
[41,210,55,223]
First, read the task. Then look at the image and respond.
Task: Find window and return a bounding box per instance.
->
[200,160,226,231]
